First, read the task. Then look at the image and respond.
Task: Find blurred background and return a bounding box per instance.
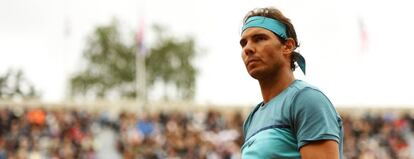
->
[1,0,414,158]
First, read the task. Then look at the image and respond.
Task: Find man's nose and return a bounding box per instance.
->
[243,42,255,56]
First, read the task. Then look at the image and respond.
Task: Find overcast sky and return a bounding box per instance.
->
[1,0,413,107]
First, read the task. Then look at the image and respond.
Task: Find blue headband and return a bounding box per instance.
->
[241,16,306,75]
[242,16,288,39]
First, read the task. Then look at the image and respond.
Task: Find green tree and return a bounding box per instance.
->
[0,68,40,100]
[70,20,199,100]
[70,20,136,99]
[146,25,198,100]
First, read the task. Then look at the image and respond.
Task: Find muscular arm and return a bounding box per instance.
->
[300,140,339,159]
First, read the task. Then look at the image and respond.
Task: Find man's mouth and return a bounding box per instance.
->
[246,59,260,67]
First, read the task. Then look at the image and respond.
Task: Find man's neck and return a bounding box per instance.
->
[259,69,295,104]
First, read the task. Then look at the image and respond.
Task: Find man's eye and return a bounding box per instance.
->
[256,36,266,41]
[240,40,247,47]
[253,36,265,43]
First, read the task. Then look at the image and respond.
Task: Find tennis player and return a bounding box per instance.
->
[240,7,343,159]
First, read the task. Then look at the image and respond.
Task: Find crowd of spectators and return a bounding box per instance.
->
[0,107,97,159]
[342,112,414,159]
[1,106,414,159]
[112,109,243,159]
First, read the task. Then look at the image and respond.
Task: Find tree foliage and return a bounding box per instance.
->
[0,68,40,100]
[146,25,198,99]
[70,20,199,100]
[70,21,136,99]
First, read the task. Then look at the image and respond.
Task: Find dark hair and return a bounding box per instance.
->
[243,7,301,71]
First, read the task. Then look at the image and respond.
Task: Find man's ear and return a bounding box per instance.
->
[283,38,296,55]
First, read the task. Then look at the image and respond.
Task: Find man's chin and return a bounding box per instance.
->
[248,70,263,80]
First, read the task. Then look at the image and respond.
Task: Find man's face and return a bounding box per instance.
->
[240,27,290,80]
